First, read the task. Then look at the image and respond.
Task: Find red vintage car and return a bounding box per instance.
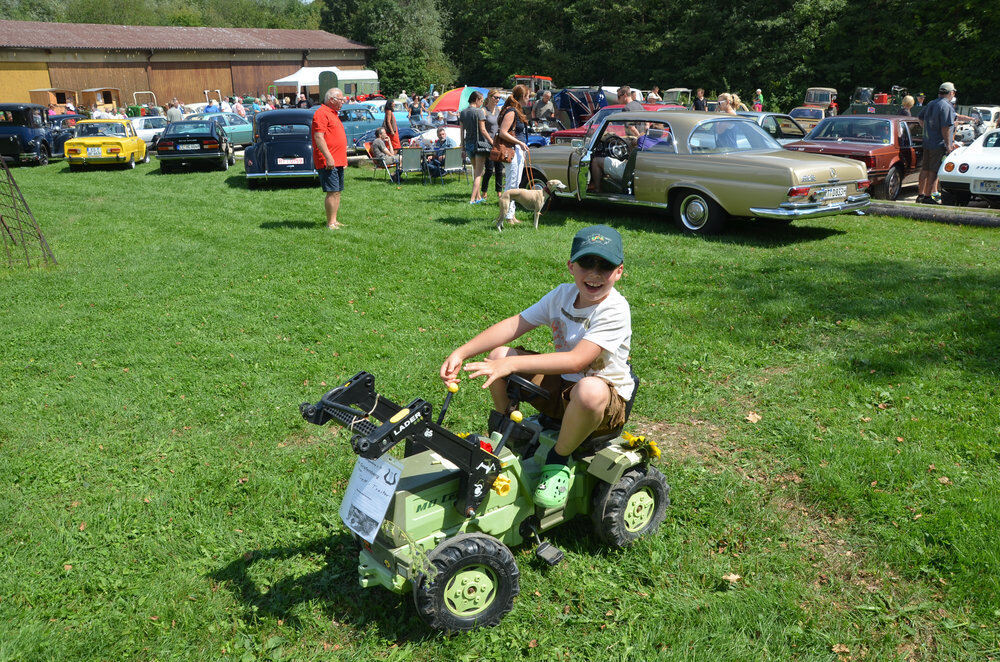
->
[548,103,683,145]
[783,114,924,200]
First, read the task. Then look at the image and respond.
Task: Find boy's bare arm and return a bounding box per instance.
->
[440,314,537,384]
[464,339,602,389]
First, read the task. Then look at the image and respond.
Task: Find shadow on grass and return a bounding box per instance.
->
[259,220,324,230]
[223,175,317,190]
[209,532,431,640]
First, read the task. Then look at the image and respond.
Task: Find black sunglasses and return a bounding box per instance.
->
[576,255,617,271]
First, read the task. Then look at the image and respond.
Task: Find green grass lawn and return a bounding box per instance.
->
[2,160,998,661]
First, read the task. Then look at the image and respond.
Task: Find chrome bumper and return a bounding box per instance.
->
[245,170,318,179]
[750,194,871,219]
[157,153,224,161]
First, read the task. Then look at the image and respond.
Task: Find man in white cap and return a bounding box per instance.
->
[916,82,958,204]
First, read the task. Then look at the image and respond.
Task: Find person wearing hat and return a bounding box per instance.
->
[440,224,633,508]
[917,82,959,203]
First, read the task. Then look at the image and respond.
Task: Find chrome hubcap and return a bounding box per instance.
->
[681,195,708,229]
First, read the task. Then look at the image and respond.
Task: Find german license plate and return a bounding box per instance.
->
[87,147,101,157]
[974,180,1000,194]
[277,157,304,165]
[178,144,199,150]
[822,185,847,199]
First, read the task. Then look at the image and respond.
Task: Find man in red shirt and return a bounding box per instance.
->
[312,87,348,229]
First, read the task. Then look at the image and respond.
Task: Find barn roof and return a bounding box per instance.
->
[0,20,373,52]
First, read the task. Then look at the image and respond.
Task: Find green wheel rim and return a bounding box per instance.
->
[623,487,656,532]
[443,565,498,617]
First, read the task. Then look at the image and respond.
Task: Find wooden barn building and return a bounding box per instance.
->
[0,19,373,107]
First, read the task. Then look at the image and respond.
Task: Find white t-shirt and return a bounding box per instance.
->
[520,283,634,400]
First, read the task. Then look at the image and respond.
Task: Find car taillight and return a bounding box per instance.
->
[203,140,219,148]
[158,141,173,150]
[67,148,79,155]
[943,162,955,172]
[787,186,811,197]
[959,163,969,173]
[108,147,121,154]
[857,180,871,191]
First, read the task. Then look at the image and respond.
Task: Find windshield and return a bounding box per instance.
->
[688,119,781,153]
[76,122,126,137]
[790,107,823,120]
[985,132,1000,149]
[807,117,893,143]
[163,122,214,136]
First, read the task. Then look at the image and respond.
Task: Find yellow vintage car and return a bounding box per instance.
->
[64,119,148,170]
[525,110,870,234]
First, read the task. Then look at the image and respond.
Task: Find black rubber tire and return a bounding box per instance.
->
[873,165,902,200]
[36,145,49,167]
[227,149,236,166]
[141,150,149,164]
[126,154,136,169]
[220,156,229,171]
[591,465,670,549]
[412,533,520,632]
[672,189,726,234]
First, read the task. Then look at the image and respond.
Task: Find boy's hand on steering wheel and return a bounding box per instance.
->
[463,357,513,389]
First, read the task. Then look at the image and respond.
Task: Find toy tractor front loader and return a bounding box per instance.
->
[300,370,669,631]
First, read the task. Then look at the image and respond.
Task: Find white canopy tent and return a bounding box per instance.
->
[272,67,379,98]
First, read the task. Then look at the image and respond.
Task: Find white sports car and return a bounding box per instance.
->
[938,128,1000,207]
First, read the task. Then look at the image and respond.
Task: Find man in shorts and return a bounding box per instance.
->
[917,82,958,204]
[312,87,348,229]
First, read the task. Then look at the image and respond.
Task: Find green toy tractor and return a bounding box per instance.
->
[300,370,669,632]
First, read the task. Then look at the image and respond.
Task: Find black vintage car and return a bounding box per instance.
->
[244,109,318,188]
[0,103,77,166]
[155,119,235,173]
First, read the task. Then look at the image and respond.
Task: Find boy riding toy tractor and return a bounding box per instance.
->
[300,369,668,631]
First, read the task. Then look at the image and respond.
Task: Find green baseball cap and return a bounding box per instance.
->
[570,225,624,265]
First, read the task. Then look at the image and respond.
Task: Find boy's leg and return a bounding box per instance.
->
[552,377,609,456]
[534,377,613,509]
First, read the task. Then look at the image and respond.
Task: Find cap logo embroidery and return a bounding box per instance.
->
[588,234,611,244]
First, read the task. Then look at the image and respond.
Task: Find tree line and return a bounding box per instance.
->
[5,0,996,112]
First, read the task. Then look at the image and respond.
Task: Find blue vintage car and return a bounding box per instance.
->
[244,109,318,188]
[338,103,385,153]
[0,103,78,165]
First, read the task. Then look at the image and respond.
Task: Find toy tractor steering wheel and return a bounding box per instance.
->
[505,374,550,403]
[606,135,629,161]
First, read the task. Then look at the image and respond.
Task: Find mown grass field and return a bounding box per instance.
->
[2,159,998,661]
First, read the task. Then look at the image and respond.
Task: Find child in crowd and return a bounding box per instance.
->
[440,225,634,507]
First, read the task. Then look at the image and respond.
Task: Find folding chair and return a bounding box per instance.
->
[430,146,465,184]
[398,147,425,184]
[364,141,392,180]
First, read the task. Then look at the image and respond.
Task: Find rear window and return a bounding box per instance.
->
[164,122,213,136]
[77,122,126,137]
[689,119,780,153]
[809,117,893,142]
[985,133,1000,149]
[265,123,310,139]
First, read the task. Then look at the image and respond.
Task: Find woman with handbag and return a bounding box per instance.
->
[481,89,504,198]
[460,90,492,204]
[497,85,531,224]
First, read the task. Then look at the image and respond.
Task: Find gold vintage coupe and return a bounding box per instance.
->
[64,119,148,170]
[527,110,870,234]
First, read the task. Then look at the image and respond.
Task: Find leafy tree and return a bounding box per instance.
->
[320,0,455,94]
